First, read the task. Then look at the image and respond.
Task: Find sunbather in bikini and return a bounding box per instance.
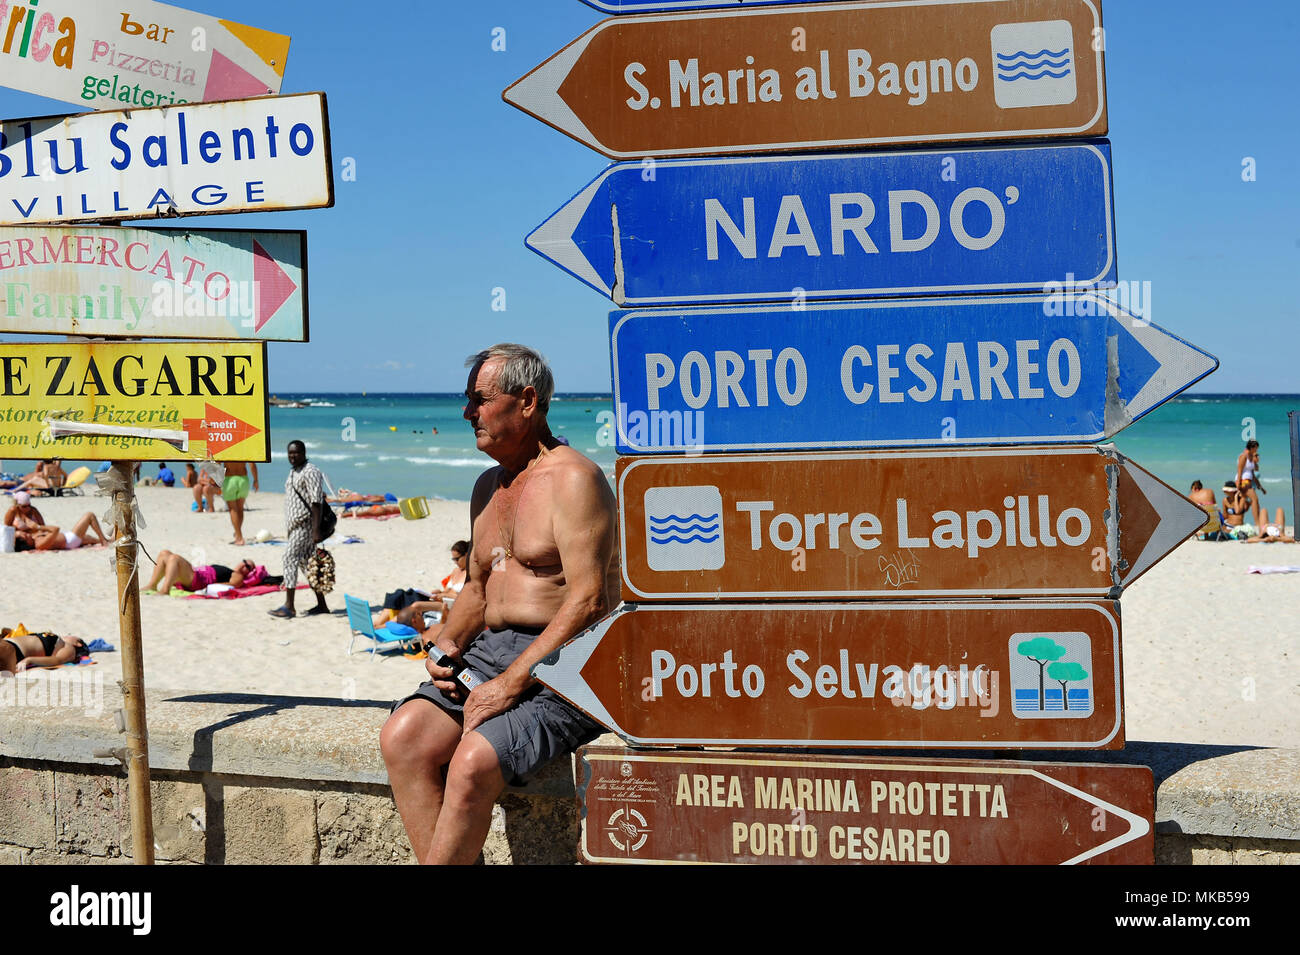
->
[1245,508,1295,543]
[31,511,115,551]
[145,552,263,594]
[0,628,90,674]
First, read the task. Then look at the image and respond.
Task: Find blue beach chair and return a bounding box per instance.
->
[344,593,421,659]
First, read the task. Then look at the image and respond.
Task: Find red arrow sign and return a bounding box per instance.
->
[617,447,1206,600]
[505,0,1107,159]
[577,746,1153,865]
[182,403,262,456]
[252,238,299,332]
[534,601,1124,749]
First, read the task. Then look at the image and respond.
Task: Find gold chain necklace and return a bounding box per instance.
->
[495,462,535,562]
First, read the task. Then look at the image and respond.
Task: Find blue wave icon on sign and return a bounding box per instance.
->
[644,485,725,572]
[649,512,720,544]
[995,48,1073,81]
[1013,688,1092,713]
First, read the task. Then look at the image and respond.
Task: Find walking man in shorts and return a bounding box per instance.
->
[381,344,618,865]
[222,461,259,545]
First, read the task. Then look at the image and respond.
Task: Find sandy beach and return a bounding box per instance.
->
[2,484,1296,748]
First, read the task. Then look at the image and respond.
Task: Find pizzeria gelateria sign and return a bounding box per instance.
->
[0,0,290,109]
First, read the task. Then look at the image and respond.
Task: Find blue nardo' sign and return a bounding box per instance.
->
[528,142,1116,306]
[609,295,1217,453]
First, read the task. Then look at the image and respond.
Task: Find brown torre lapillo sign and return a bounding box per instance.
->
[617,446,1207,601]
[504,0,1107,159]
[575,745,1154,865]
[532,601,1123,749]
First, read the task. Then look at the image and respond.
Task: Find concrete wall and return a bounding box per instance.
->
[1,684,1295,864]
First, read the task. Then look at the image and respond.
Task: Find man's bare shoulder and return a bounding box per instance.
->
[542,446,613,498]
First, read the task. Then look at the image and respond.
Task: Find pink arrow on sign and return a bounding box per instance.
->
[252,239,298,332]
[203,49,273,101]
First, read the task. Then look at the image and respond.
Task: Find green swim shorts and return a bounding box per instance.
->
[221,474,250,502]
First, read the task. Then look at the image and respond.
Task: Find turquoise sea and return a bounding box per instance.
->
[13,393,1299,509]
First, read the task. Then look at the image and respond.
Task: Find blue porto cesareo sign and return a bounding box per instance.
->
[608,294,1217,453]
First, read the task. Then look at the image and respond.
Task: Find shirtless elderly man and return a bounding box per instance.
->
[381,344,617,865]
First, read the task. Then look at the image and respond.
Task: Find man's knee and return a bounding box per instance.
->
[445,732,505,802]
[380,700,459,770]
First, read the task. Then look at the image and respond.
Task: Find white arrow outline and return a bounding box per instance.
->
[524,171,612,298]
[1104,298,1219,423]
[503,31,600,152]
[1118,455,1209,587]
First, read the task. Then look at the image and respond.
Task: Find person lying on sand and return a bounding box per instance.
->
[1244,508,1294,543]
[329,489,390,504]
[1,627,90,674]
[31,511,115,551]
[145,552,264,595]
[341,503,400,518]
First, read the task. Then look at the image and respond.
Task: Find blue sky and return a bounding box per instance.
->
[1,0,1296,394]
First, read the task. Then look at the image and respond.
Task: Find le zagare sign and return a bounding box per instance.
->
[0,340,268,461]
[0,92,332,225]
[0,0,291,110]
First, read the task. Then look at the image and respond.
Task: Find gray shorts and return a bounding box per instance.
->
[393,626,603,786]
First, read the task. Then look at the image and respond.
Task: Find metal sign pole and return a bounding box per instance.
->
[109,461,155,864]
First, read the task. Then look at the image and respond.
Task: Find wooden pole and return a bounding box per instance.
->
[1290,411,1299,540]
[111,461,154,864]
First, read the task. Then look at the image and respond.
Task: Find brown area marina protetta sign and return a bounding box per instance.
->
[576,746,1153,865]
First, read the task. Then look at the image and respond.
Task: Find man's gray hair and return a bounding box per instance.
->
[466,343,555,416]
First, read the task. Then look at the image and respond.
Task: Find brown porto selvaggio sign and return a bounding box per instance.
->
[504,0,1107,158]
[617,447,1207,601]
[577,746,1153,865]
[532,601,1122,749]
